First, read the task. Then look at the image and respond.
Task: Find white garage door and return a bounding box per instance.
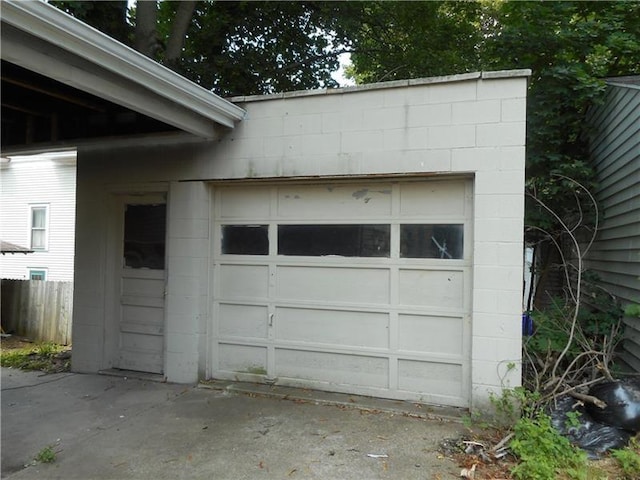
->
[210,178,472,407]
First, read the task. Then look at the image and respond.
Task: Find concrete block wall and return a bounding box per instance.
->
[71,165,109,373]
[165,181,210,382]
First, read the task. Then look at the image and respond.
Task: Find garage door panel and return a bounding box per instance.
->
[219,187,271,218]
[219,304,268,339]
[277,184,392,218]
[399,181,466,217]
[277,266,390,304]
[276,349,388,388]
[398,314,463,355]
[276,307,389,348]
[219,344,267,374]
[399,269,464,309]
[398,360,463,398]
[219,264,269,299]
[212,180,472,407]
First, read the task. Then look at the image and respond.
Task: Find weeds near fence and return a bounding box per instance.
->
[0,342,70,373]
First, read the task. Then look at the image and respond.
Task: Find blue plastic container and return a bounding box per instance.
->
[522,312,534,336]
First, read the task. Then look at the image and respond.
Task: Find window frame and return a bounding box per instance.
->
[28,268,47,281]
[29,204,50,251]
[277,223,391,258]
[123,203,167,270]
[399,223,465,260]
[221,224,269,256]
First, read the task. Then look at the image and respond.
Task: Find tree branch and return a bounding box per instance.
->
[164,1,197,69]
[135,0,159,58]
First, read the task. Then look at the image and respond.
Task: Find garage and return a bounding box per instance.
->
[210,177,473,407]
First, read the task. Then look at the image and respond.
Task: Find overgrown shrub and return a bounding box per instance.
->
[510,412,589,480]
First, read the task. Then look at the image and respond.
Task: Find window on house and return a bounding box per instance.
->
[400,224,464,259]
[123,204,166,269]
[221,225,269,255]
[29,269,47,281]
[29,205,49,250]
[278,224,390,257]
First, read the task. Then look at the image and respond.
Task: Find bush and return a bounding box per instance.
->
[510,412,589,480]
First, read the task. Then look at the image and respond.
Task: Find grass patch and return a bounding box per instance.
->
[0,342,70,373]
[35,446,56,464]
[612,438,640,479]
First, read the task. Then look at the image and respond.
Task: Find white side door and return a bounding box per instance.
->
[114,194,167,374]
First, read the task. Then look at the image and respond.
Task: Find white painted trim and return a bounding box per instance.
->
[229,70,532,103]
[28,203,50,252]
[7,151,76,165]
[3,132,204,157]
[1,0,246,131]
[1,36,224,139]
[27,267,48,281]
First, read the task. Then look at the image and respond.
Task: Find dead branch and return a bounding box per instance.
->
[526,175,600,392]
[520,176,626,418]
[567,390,607,410]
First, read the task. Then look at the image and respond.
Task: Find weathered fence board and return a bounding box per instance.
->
[0,279,73,345]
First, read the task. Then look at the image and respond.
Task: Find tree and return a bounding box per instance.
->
[166,1,365,96]
[348,1,640,228]
[347,1,485,83]
[50,1,131,44]
[481,1,640,233]
[49,1,364,96]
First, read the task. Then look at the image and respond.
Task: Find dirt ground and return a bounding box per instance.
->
[0,335,71,373]
[0,335,36,350]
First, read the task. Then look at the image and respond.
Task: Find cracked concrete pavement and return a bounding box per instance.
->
[1,367,466,479]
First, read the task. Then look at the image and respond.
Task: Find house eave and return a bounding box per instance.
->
[1,0,246,135]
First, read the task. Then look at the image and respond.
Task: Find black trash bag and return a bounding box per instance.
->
[549,396,632,458]
[586,380,640,432]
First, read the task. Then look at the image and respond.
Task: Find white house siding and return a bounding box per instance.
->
[72,71,529,410]
[0,152,76,281]
[586,80,640,370]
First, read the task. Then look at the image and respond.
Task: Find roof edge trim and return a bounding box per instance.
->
[229,70,532,103]
[1,0,246,128]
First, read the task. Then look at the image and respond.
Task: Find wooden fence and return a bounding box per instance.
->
[1,279,73,345]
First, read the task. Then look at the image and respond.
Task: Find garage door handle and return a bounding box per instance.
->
[269,313,274,327]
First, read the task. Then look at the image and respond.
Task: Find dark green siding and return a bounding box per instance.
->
[586,79,640,370]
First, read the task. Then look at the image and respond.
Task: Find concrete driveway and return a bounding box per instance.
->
[1,367,465,479]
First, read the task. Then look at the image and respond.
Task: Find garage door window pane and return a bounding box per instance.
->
[400,224,464,259]
[279,225,390,257]
[222,225,269,255]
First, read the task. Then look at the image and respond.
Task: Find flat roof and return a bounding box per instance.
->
[228,70,532,103]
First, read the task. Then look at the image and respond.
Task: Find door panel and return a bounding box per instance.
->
[115,197,166,374]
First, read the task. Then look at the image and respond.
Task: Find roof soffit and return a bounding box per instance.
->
[1,1,245,134]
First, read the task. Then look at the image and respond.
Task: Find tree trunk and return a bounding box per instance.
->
[164,1,197,69]
[135,0,159,58]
